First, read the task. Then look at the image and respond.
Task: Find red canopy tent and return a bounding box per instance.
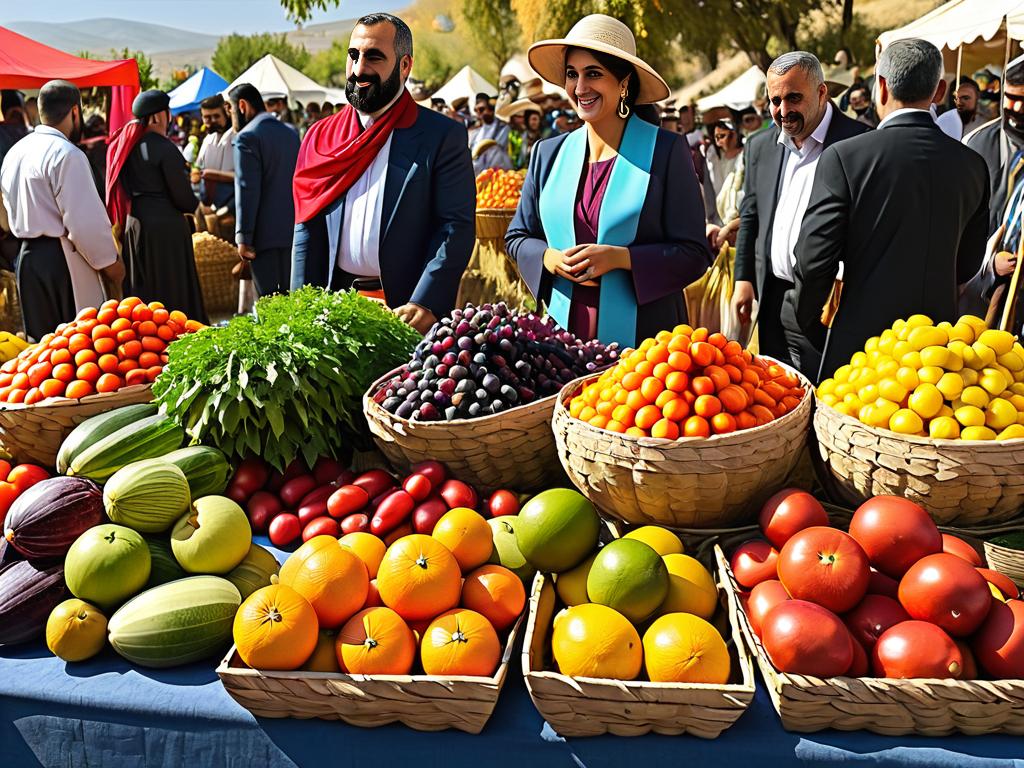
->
[0,25,140,131]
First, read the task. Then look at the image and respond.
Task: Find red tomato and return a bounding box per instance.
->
[0,481,19,526]
[761,599,854,677]
[312,456,347,486]
[847,634,869,677]
[758,488,829,549]
[327,485,370,519]
[866,569,900,599]
[777,527,870,614]
[339,513,370,535]
[370,490,415,536]
[487,489,520,518]
[231,457,270,498]
[848,496,941,579]
[302,516,339,541]
[0,460,10,482]
[843,594,910,651]
[898,553,992,637]
[351,469,396,499]
[402,474,433,503]
[941,533,983,566]
[268,512,301,547]
[246,491,282,533]
[412,496,449,534]
[872,620,962,679]
[971,599,1024,679]
[955,639,979,680]
[297,489,333,526]
[976,567,1021,600]
[279,475,318,508]
[439,479,478,510]
[410,460,447,487]
[7,463,47,492]
[730,539,779,589]
[748,579,790,637]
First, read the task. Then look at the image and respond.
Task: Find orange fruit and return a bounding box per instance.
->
[336,607,416,675]
[23,387,43,405]
[76,362,101,383]
[622,371,643,391]
[461,564,526,631]
[96,373,122,393]
[651,418,680,440]
[97,354,119,374]
[640,376,664,402]
[233,584,319,671]
[635,404,662,430]
[665,371,689,392]
[339,532,386,579]
[691,376,715,396]
[68,333,91,354]
[431,508,494,573]
[683,416,711,438]
[655,389,677,408]
[694,394,722,418]
[711,412,737,434]
[642,613,730,684]
[278,535,369,628]
[690,342,715,367]
[420,608,501,677]
[625,389,648,411]
[39,378,65,399]
[74,349,97,367]
[662,397,690,422]
[552,603,642,679]
[611,404,635,428]
[65,380,94,399]
[719,385,749,414]
[376,534,461,621]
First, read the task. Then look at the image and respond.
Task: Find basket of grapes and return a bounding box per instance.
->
[364,302,618,494]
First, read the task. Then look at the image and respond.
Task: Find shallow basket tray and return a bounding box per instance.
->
[552,363,813,528]
[984,540,1024,587]
[722,545,1024,736]
[475,208,515,241]
[363,368,567,494]
[0,383,153,466]
[521,546,756,738]
[192,232,238,318]
[217,614,522,734]
[813,396,1024,526]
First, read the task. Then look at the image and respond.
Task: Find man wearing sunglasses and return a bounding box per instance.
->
[469,92,512,174]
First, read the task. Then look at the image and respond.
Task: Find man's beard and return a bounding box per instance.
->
[958,108,976,126]
[1004,111,1024,147]
[853,105,868,116]
[69,111,82,144]
[347,61,402,114]
[232,109,249,132]
[776,111,805,137]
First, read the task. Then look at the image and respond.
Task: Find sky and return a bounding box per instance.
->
[4,0,405,35]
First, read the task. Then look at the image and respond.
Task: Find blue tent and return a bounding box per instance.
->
[168,67,229,115]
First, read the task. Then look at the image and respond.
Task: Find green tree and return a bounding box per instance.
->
[212,32,311,82]
[460,0,521,75]
[78,48,159,90]
[306,40,348,87]
[413,41,455,91]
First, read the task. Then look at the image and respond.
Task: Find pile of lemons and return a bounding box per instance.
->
[817,315,1024,440]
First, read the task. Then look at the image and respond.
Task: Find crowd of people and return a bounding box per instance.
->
[0,9,1020,387]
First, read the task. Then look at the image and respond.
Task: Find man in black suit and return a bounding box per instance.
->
[732,51,869,373]
[792,38,990,382]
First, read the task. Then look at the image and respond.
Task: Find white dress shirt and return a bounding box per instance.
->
[338,111,392,277]
[770,101,834,282]
[197,126,236,172]
[0,125,116,309]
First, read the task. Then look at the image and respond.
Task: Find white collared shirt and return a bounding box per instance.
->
[197,126,236,172]
[337,109,392,277]
[770,102,834,282]
[0,125,116,271]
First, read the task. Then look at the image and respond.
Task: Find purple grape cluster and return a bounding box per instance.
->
[376,302,619,421]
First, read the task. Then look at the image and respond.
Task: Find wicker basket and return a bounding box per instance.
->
[192,232,238,318]
[984,540,1024,587]
[217,614,522,734]
[0,269,22,335]
[363,369,568,494]
[475,208,515,240]
[722,544,1024,736]
[552,365,813,528]
[0,384,153,466]
[813,397,1024,526]
[521,546,755,738]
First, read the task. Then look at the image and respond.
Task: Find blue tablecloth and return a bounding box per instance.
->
[3,540,1023,767]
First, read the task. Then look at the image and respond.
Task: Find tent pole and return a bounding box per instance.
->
[956,44,963,88]
[1005,19,1013,101]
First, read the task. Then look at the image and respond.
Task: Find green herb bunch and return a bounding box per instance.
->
[153,287,420,470]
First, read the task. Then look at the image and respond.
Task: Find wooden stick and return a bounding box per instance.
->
[999,235,1024,331]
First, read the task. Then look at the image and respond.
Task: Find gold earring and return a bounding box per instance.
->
[617,89,630,119]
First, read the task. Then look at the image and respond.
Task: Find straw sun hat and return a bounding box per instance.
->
[528,14,670,105]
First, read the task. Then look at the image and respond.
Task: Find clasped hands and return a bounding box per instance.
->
[543,244,630,286]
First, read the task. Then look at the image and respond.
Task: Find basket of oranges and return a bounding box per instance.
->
[0,297,204,466]
[552,325,813,529]
[474,169,524,240]
[813,314,1024,526]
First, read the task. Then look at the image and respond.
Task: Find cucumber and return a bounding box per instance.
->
[162,446,230,499]
[67,414,184,483]
[57,403,158,474]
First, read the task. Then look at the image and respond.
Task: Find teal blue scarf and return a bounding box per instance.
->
[538,115,658,348]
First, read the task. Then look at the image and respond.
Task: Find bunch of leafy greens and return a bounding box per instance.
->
[153,287,420,470]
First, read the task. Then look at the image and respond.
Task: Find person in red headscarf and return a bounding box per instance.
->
[290,12,475,333]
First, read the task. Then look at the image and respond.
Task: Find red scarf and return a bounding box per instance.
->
[292,90,419,224]
[105,119,147,232]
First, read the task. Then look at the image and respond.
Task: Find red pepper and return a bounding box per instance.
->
[370,490,415,536]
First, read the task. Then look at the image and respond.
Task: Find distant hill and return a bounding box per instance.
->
[5,17,221,56]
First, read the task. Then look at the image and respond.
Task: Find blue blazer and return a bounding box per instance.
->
[234,112,301,251]
[290,107,476,317]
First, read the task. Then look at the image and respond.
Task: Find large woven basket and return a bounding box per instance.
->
[0,384,153,466]
[217,614,522,734]
[552,365,813,528]
[722,545,1024,736]
[363,369,567,494]
[0,269,22,335]
[984,540,1024,587]
[192,232,237,317]
[521,547,755,738]
[813,397,1024,526]
[475,208,515,240]
[459,210,534,311]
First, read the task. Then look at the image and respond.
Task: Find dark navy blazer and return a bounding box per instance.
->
[234,112,301,251]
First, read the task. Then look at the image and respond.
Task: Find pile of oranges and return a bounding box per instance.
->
[0,297,204,404]
[231,508,526,677]
[568,325,805,439]
[475,168,524,210]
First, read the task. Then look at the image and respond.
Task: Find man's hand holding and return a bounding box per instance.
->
[394,303,437,335]
[101,258,126,301]
[238,243,256,262]
[731,279,755,326]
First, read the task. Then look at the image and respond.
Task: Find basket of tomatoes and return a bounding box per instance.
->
[551,325,812,529]
[0,297,204,466]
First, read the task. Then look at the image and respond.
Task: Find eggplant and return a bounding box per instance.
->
[4,477,105,561]
[0,559,65,644]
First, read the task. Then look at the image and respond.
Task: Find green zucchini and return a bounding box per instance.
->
[67,414,184,483]
[57,403,158,474]
[161,446,230,499]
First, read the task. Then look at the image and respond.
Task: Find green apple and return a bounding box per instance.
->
[65,524,151,610]
[171,496,251,574]
[488,515,535,583]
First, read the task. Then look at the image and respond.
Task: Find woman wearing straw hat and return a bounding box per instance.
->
[505,14,711,348]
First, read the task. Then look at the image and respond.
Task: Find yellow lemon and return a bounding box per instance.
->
[867,350,889,367]
[858,384,879,404]
[895,324,912,341]
[908,326,948,351]
[821,393,839,407]
[878,378,908,403]
[980,368,1009,396]
[937,320,953,332]
[962,425,997,441]
[960,368,980,387]
[624,526,685,557]
[834,402,853,416]
[906,314,934,329]
[929,416,960,439]
[998,351,1024,372]
[893,340,913,359]
[643,613,730,684]
[986,398,1018,431]
[908,383,943,419]
[1009,394,1024,412]
[854,367,879,385]
[552,604,642,680]
[954,405,986,427]
[919,345,950,368]
[879,334,896,355]
[892,318,907,334]
[877,359,900,378]
[850,351,868,369]
[834,364,852,383]
[858,403,875,424]
[943,349,964,372]
[889,409,924,434]
[971,342,997,368]
[843,394,864,412]
[918,366,944,385]
[936,372,964,400]
[959,314,989,336]
[658,554,717,619]
[864,336,880,353]
[961,345,982,370]
[871,398,900,426]
[899,350,923,369]
[817,378,836,396]
[997,424,1024,440]
[948,322,976,344]
[896,366,920,390]
[1013,383,1024,396]
[961,386,990,408]
[979,329,1015,356]
[937,404,955,419]
[555,553,597,607]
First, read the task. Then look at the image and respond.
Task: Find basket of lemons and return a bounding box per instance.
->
[813,313,1024,526]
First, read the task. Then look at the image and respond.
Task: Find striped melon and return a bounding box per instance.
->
[226,544,281,600]
[104,459,191,533]
[107,576,241,668]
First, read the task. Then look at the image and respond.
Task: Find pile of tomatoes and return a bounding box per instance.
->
[0,297,204,404]
[475,168,524,210]
[0,461,50,526]
[732,490,1024,680]
[568,326,805,439]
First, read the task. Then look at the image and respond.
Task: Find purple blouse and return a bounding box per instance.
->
[568,158,615,340]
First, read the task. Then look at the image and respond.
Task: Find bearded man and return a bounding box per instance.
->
[290,12,475,333]
[197,93,236,216]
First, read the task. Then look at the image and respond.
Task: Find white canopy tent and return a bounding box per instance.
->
[499,54,568,98]
[429,65,496,106]
[225,54,346,108]
[878,0,1024,51]
[696,65,765,112]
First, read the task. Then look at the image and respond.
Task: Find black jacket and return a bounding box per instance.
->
[792,110,990,381]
